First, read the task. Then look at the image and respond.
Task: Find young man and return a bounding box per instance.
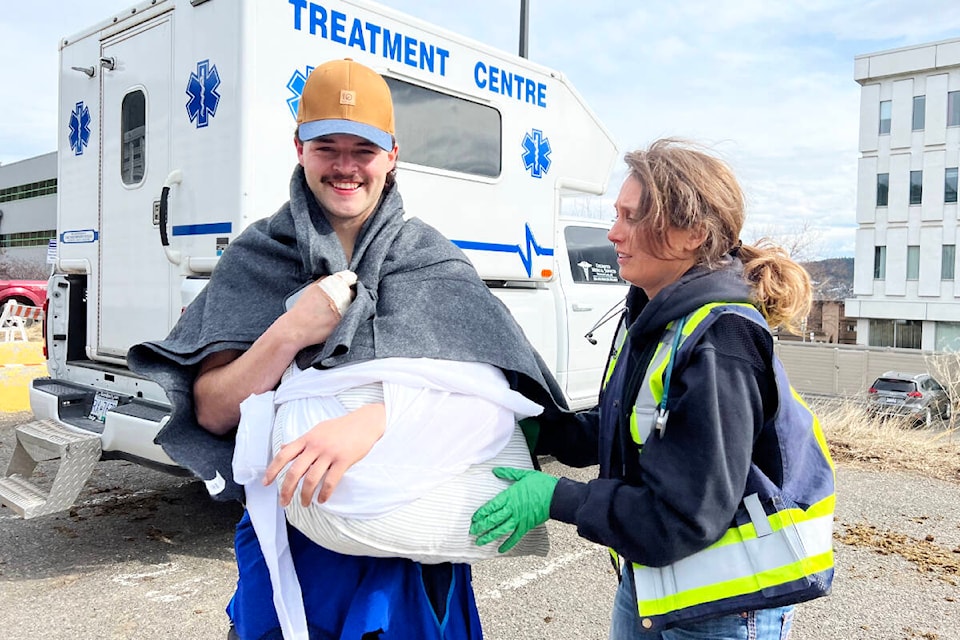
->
[128,59,567,639]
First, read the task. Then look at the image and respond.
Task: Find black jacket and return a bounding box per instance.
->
[543,259,779,567]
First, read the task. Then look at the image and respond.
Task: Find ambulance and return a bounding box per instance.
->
[0,0,627,517]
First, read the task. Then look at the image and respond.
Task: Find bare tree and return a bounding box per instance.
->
[744,219,824,263]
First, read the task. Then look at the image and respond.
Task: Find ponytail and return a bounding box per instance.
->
[738,241,812,333]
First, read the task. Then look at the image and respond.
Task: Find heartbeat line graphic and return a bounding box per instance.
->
[451,224,553,277]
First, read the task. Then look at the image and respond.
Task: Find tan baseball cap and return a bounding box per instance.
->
[296,59,395,151]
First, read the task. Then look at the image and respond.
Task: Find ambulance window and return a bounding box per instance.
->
[564,225,623,285]
[121,90,146,185]
[385,78,501,178]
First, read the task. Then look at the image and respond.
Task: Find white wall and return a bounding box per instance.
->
[851,38,960,349]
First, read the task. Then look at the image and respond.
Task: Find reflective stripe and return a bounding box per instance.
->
[632,511,834,616]
[603,320,628,388]
[629,321,677,444]
[709,494,834,550]
[603,301,835,626]
[629,303,755,447]
[796,386,836,474]
[743,493,773,537]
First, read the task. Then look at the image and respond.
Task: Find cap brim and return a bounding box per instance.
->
[298,119,393,151]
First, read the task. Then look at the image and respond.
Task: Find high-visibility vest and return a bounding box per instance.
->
[606,302,835,632]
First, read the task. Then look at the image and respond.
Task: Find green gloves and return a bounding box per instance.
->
[470,467,558,553]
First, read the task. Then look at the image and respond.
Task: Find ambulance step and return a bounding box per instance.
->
[0,419,102,518]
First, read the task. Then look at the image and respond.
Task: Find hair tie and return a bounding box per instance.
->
[729,240,743,257]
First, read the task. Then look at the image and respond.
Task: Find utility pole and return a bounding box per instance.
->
[519,0,529,58]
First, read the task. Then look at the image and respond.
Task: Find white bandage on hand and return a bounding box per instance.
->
[317,271,358,316]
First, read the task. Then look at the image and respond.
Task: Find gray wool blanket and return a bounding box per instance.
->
[127,166,569,502]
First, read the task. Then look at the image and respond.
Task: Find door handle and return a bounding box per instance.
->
[159,169,183,265]
[572,304,593,312]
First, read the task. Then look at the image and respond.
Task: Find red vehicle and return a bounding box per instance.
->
[0,280,47,308]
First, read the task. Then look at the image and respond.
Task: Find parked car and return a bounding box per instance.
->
[0,280,47,308]
[866,371,952,427]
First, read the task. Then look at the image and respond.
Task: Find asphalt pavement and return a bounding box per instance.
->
[1,410,958,639]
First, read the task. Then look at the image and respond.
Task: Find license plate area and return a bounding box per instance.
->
[88,391,121,423]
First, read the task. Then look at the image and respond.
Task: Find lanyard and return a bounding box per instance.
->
[655,314,687,436]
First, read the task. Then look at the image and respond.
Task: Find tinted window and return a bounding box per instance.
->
[121,90,146,185]
[873,379,915,393]
[873,245,886,279]
[910,170,922,205]
[879,100,891,134]
[942,244,955,280]
[386,77,501,177]
[563,225,623,284]
[907,246,919,280]
[912,95,925,131]
[876,173,888,207]
[946,167,958,204]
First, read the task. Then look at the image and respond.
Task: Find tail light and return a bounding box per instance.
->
[906,391,923,398]
[868,387,877,394]
[41,296,50,359]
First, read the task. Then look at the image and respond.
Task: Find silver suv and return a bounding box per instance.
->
[866,371,952,427]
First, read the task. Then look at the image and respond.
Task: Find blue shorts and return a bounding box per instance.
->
[228,510,483,640]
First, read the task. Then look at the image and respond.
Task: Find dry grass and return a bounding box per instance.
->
[26,321,43,342]
[813,397,960,590]
[838,522,960,586]
[810,397,960,484]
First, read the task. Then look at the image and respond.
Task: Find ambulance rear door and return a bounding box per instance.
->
[96,14,175,358]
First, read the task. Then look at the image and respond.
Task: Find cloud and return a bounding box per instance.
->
[4,0,959,259]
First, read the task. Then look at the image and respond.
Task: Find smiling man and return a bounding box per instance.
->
[294,60,399,259]
[127,58,568,640]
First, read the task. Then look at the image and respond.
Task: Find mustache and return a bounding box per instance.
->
[322,174,363,183]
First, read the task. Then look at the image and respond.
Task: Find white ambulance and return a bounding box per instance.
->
[0,0,628,518]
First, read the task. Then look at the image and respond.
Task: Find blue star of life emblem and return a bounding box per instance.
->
[68,101,91,156]
[186,60,221,128]
[286,66,315,119]
[522,129,552,179]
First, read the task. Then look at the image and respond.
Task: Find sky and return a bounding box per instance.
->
[3,1,960,259]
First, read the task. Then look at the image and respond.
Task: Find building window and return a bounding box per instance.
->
[0,179,57,203]
[874,245,886,279]
[949,91,960,127]
[876,173,889,206]
[942,244,955,280]
[906,246,920,280]
[912,95,925,130]
[0,229,57,249]
[121,90,146,185]
[947,167,959,204]
[879,100,892,134]
[869,319,921,349]
[910,170,923,204]
[386,77,502,178]
[935,321,960,352]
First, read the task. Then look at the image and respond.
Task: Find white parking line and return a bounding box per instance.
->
[477,548,599,600]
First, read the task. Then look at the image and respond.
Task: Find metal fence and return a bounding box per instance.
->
[774,341,954,398]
